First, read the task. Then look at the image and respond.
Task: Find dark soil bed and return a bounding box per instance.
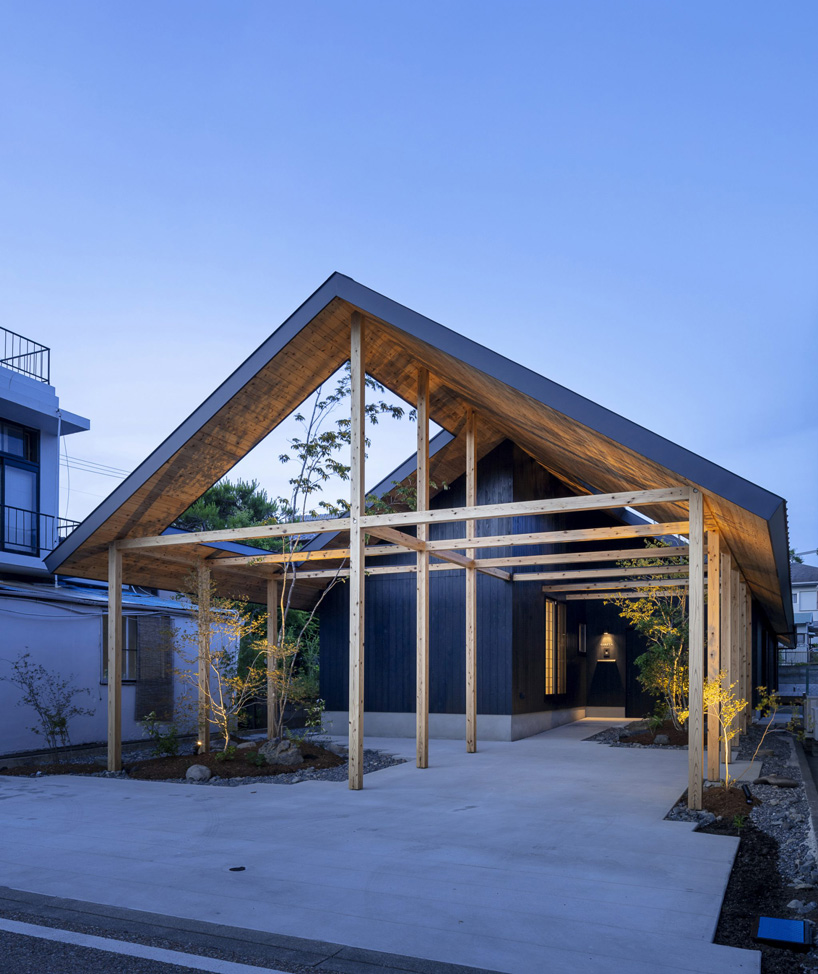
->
[625,718,689,746]
[128,741,344,780]
[699,819,805,974]
[0,742,345,780]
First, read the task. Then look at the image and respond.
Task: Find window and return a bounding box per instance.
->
[545,598,566,695]
[801,591,818,612]
[102,616,138,682]
[0,419,39,553]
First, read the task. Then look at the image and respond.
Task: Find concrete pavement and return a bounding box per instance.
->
[0,720,760,973]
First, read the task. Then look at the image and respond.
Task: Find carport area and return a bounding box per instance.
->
[0,720,759,974]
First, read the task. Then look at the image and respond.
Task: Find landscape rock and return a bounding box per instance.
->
[236,742,256,750]
[185,764,211,782]
[654,734,670,745]
[259,739,304,767]
[326,742,348,757]
[754,775,799,788]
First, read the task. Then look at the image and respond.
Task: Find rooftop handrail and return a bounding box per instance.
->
[0,326,51,383]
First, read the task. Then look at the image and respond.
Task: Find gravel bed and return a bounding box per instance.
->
[663,723,818,887]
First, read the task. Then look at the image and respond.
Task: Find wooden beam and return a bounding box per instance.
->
[688,488,704,811]
[116,516,351,551]
[465,407,477,754]
[197,560,211,753]
[476,546,691,569]
[416,368,430,770]
[541,578,691,592]
[565,590,688,600]
[360,487,690,531]
[107,544,122,772]
[210,544,408,567]
[706,529,721,782]
[266,578,279,740]
[522,564,689,582]
[349,312,366,790]
[425,521,690,552]
[366,524,510,581]
[718,547,732,770]
[113,487,688,553]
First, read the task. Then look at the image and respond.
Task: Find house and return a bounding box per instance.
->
[46,273,793,809]
[791,562,818,653]
[778,562,818,693]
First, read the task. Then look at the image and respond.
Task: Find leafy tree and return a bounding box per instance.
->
[606,541,690,730]
[175,579,268,751]
[0,653,95,760]
[790,548,804,564]
[174,479,281,550]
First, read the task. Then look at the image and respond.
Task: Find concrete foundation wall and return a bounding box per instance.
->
[323,707,585,742]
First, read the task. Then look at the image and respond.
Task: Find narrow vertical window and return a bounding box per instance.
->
[545,598,566,696]
[545,598,555,695]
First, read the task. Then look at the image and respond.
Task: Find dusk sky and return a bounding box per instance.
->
[1,2,815,554]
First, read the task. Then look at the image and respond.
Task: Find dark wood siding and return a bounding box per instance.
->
[319,441,515,715]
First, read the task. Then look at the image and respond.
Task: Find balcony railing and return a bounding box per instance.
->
[1,506,79,556]
[0,327,51,384]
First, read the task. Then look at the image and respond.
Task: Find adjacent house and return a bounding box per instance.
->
[47,274,793,809]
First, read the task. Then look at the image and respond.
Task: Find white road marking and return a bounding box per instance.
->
[0,917,290,974]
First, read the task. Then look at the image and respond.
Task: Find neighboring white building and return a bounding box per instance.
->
[791,562,818,658]
[0,328,236,757]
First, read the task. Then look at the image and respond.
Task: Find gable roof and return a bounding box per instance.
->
[792,563,818,584]
[46,272,793,634]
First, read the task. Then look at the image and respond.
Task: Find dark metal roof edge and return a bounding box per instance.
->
[46,273,349,573]
[333,274,785,522]
[768,500,794,634]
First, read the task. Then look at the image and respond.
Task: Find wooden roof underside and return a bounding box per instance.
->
[48,275,792,632]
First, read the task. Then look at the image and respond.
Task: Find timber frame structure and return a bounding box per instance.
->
[47,273,793,810]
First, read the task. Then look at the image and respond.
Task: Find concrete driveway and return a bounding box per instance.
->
[0,720,759,974]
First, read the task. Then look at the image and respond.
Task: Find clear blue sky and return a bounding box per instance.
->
[1,2,815,555]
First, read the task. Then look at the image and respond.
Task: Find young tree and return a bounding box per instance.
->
[606,541,690,729]
[702,673,747,789]
[175,578,268,750]
[0,653,95,760]
[176,364,414,741]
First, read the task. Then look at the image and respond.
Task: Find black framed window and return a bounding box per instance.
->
[0,419,40,553]
[102,616,139,683]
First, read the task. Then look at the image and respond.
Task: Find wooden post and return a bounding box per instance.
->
[706,529,721,782]
[416,368,430,769]
[465,407,477,753]
[743,583,752,732]
[197,560,211,753]
[719,547,732,767]
[688,488,704,811]
[107,544,122,772]
[731,568,741,735]
[348,311,366,790]
[266,578,279,740]
[738,579,748,734]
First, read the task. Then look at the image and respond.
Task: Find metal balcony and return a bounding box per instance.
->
[0,327,51,384]
[0,505,79,555]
